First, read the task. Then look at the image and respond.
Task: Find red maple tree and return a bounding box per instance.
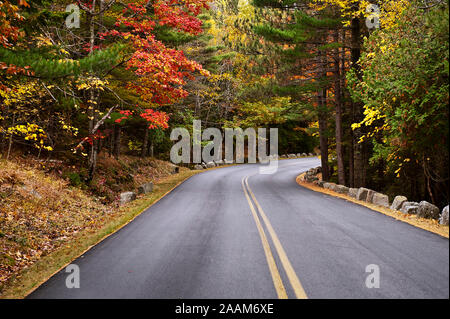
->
[98,0,210,128]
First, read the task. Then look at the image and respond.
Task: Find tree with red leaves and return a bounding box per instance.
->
[1,0,210,179]
[0,0,33,88]
[52,0,210,178]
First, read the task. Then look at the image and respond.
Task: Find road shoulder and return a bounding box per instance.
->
[1,169,201,299]
[296,173,449,239]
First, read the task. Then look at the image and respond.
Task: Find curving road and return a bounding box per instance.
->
[29,158,449,299]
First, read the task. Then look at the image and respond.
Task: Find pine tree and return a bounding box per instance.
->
[252,0,343,181]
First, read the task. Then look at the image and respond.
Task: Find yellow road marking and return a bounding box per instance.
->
[241,178,288,299]
[245,176,308,299]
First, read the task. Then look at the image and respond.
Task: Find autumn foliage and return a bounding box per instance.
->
[0,0,210,177]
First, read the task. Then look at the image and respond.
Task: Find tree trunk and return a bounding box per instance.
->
[318,88,329,181]
[317,48,330,181]
[88,140,98,180]
[334,30,345,185]
[349,130,355,187]
[353,120,365,187]
[141,126,149,158]
[87,90,98,181]
[350,16,366,187]
[149,139,154,158]
[86,7,97,181]
[113,124,121,159]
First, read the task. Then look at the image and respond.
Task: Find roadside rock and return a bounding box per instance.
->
[417,201,440,219]
[390,195,407,211]
[138,182,153,194]
[308,166,321,175]
[400,201,419,214]
[305,175,318,182]
[120,191,136,205]
[324,182,337,191]
[365,189,375,203]
[302,153,307,157]
[206,162,216,168]
[194,164,203,170]
[348,188,358,198]
[316,180,325,187]
[201,162,207,169]
[335,184,349,194]
[439,205,449,225]
[171,166,179,174]
[403,205,419,214]
[330,184,339,192]
[372,192,389,207]
[356,188,370,201]
[224,159,234,165]
[214,159,224,166]
[308,153,313,156]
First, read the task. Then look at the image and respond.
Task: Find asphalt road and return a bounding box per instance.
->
[29,158,449,299]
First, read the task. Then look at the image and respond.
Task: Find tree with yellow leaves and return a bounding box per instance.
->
[348,0,449,206]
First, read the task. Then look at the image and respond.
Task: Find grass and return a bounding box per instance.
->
[0,169,199,299]
[296,173,449,239]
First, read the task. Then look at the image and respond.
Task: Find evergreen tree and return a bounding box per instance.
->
[252,0,342,181]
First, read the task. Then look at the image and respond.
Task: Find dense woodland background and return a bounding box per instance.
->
[0,0,448,208]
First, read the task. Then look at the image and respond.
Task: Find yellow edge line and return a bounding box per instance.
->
[22,172,198,298]
[245,176,308,299]
[241,178,288,299]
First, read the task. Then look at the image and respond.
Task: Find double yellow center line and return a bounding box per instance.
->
[241,175,308,299]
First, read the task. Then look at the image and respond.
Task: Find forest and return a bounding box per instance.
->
[0,0,448,205]
[0,0,449,297]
